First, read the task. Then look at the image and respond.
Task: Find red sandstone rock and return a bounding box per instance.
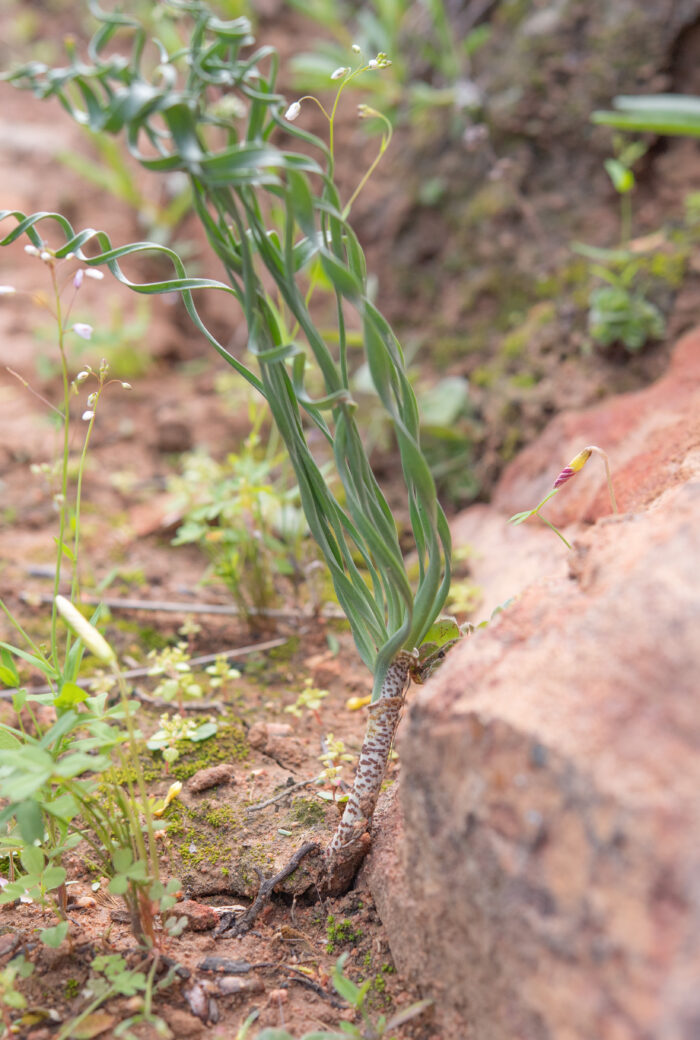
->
[187,763,237,793]
[364,328,700,1040]
[172,899,218,932]
[493,326,700,528]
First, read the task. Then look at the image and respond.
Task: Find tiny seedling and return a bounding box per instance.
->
[285,678,330,722]
[147,713,218,768]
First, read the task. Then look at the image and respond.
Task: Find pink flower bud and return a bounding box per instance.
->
[553,447,592,489]
[73,269,84,289]
[72,323,93,340]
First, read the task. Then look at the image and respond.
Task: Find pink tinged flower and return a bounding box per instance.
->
[72,323,93,340]
[553,467,575,489]
[553,447,592,489]
[73,269,84,289]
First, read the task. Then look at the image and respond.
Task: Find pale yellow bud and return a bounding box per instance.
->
[55,595,116,664]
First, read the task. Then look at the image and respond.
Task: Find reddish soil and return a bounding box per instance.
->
[1,3,699,1039]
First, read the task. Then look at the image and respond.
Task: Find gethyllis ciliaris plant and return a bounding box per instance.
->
[1,0,454,895]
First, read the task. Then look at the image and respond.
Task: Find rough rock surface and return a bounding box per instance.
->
[364,328,700,1039]
[478,0,700,143]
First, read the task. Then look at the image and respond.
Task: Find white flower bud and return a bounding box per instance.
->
[352,43,361,53]
[24,244,40,256]
[72,323,93,340]
[75,370,90,383]
[368,59,378,68]
[87,392,97,407]
[331,66,349,80]
[285,101,302,121]
[120,382,132,390]
[0,286,16,295]
[85,269,104,280]
[73,269,84,289]
[55,595,116,664]
[40,251,52,262]
[82,410,95,421]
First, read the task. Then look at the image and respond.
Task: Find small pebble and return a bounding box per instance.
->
[218,976,265,996]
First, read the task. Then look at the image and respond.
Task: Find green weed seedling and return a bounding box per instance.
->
[285,678,330,721]
[575,92,700,353]
[316,734,355,805]
[169,398,314,623]
[147,712,218,768]
[54,951,178,1040]
[0,252,180,960]
[573,136,667,352]
[247,954,432,1040]
[0,955,34,1034]
[508,445,618,550]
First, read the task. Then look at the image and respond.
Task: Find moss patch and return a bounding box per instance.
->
[326,914,363,953]
[170,719,248,781]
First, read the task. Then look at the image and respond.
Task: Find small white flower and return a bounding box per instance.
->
[351,43,361,53]
[75,369,90,384]
[368,58,378,68]
[120,382,132,390]
[285,101,302,121]
[24,244,40,256]
[85,268,104,280]
[64,252,75,261]
[82,410,95,421]
[331,66,349,80]
[40,251,52,262]
[87,392,97,407]
[0,285,16,295]
[73,269,84,289]
[72,323,93,340]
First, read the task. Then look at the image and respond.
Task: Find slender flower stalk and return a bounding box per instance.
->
[509,444,618,549]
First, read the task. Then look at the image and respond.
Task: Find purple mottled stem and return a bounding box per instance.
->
[553,466,575,489]
[320,651,414,896]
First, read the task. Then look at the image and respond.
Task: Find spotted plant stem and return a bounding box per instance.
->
[321,651,414,895]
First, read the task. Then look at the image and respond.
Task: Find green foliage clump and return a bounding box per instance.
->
[169,403,316,621]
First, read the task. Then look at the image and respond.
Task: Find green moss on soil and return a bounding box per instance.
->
[290,797,327,828]
[326,914,363,953]
[170,719,248,781]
